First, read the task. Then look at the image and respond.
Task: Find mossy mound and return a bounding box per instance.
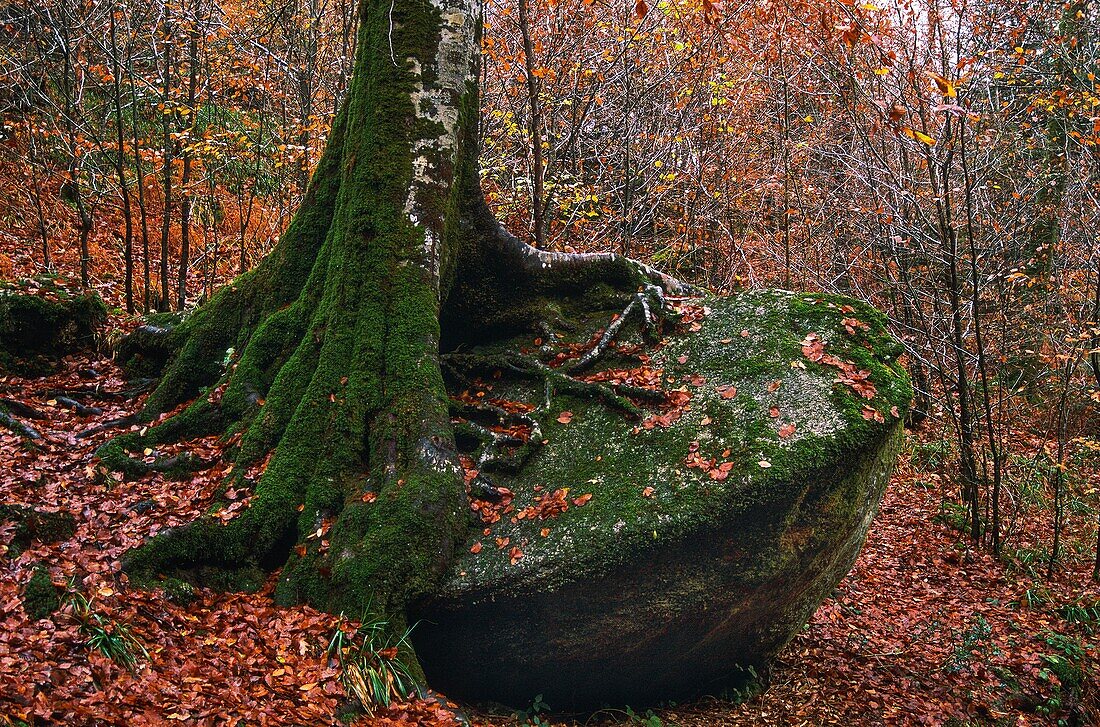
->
[22,565,62,620]
[0,279,106,373]
[412,290,911,709]
[0,505,77,558]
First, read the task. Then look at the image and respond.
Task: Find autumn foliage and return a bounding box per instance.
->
[2,0,1100,724]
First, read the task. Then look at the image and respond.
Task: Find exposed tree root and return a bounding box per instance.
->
[0,408,42,441]
[53,396,103,417]
[42,378,156,403]
[0,398,48,420]
[102,450,222,481]
[568,284,670,373]
[449,399,543,473]
[78,414,143,439]
[444,352,647,418]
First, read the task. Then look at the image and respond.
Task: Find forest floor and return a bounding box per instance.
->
[1,339,1098,726]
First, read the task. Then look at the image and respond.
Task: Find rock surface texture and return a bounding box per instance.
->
[413,290,911,709]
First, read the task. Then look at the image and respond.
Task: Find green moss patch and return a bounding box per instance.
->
[0,279,106,373]
[437,290,911,597]
[0,505,77,557]
[23,565,62,620]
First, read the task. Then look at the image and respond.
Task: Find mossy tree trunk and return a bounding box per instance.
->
[111,0,684,643]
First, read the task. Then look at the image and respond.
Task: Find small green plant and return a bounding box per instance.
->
[326,614,419,716]
[943,614,996,674]
[513,693,551,726]
[1007,452,1052,508]
[1004,548,1049,580]
[910,438,953,470]
[932,500,971,534]
[1035,631,1092,721]
[1057,600,1100,634]
[624,705,665,726]
[66,589,148,673]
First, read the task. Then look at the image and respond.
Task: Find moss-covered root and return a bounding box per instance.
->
[443,351,653,417]
[567,284,671,373]
[441,194,694,345]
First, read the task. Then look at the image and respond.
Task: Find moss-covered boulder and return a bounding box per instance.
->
[0,279,106,373]
[412,290,910,709]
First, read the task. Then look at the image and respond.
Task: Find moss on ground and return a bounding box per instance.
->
[23,565,61,620]
[0,505,77,558]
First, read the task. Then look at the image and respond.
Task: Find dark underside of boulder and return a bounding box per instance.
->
[413,422,901,709]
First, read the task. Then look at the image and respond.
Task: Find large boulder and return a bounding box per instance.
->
[413,290,910,709]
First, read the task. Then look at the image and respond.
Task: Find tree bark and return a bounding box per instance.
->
[109,6,135,314]
[113,0,684,653]
[159,16,175,310]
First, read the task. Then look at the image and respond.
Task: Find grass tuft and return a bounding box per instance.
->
[325,613,419,716]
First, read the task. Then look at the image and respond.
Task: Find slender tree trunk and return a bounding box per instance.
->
[778,31,792,289]
[59,10,92,289]
[27,132,52,271]
[1049,374,1073,577]
[517,0,544,247]
[159,15,175,310]
[128,46,153,311]
[238,106,266,275]
[110,7,135,313]
[177,23,199,311]
[959,113,1003,553]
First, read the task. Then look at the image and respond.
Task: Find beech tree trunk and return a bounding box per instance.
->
[110,0,683,642]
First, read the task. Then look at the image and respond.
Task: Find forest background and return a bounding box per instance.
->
[1,0,1099,724]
